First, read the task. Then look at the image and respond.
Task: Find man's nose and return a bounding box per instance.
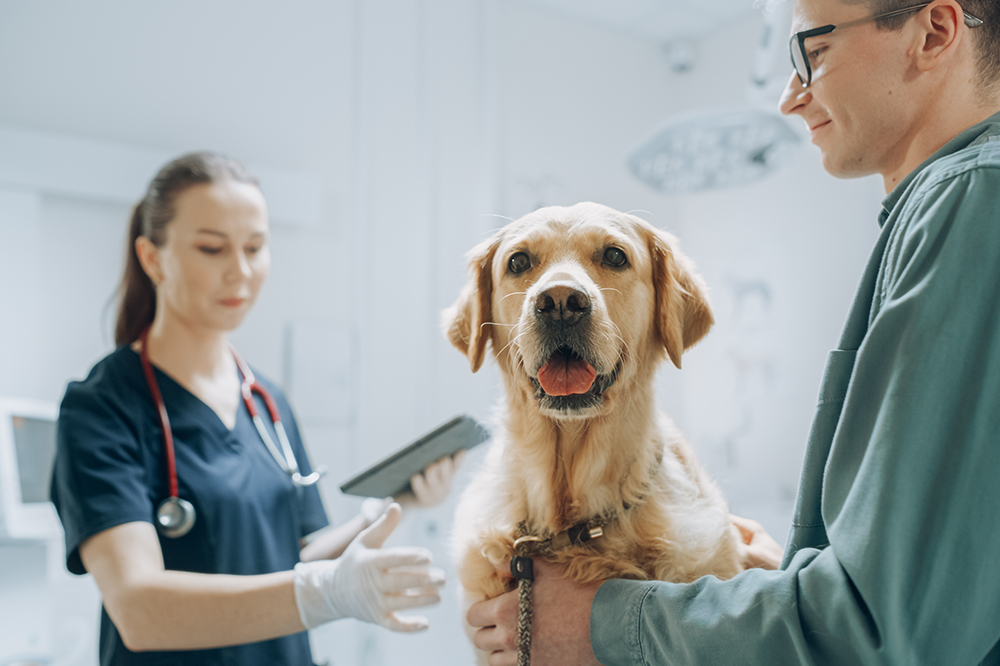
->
[778,70,809,117]
[534,281,591,327]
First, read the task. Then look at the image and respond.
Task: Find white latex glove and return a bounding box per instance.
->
[397,450,467,510]
[293,503,445,632]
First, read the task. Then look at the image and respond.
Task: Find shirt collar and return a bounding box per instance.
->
[879,108,1000,227]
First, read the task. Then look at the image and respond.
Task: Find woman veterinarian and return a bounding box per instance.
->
[50,152,455,665]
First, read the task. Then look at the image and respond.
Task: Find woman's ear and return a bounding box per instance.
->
[441,235,501,373]
[134,235,163,286]
[646,226,713,369]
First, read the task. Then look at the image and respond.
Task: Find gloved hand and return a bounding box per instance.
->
[396,450,467,510]
[293,503,445,632]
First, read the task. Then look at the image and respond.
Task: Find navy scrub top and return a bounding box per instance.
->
[51,345,329,666]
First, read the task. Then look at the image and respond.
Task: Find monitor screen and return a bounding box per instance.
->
[11,415,57,504]
[0,397,61,539]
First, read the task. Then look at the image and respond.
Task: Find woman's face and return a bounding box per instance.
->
[140,180,271,334]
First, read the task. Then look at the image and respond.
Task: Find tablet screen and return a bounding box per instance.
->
[340,415,489,498]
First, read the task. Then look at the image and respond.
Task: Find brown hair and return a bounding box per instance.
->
[848,0,1000,93]
[114,151,259,347]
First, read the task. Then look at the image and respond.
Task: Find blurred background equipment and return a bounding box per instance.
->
[628,108,800,193]
[0,398,57,664]
[628,3,802,193]
[0,398,60,541]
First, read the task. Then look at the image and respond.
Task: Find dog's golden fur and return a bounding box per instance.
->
[443,202,743,609]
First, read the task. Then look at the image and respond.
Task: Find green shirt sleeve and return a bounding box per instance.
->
[592,164,1000,666]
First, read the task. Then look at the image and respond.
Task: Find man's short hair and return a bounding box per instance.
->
[847,0,1000,93]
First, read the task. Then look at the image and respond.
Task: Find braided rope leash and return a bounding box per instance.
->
[511,534,536,666]
[510,518,610,666]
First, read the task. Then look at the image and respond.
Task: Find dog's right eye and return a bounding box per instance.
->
[508,252,532,274]
[603,247,628,268]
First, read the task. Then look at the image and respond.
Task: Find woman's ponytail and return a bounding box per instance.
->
[111,151,259,347]
[114,202,157,347]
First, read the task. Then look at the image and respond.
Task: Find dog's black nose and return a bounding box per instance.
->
[534,282,591,326]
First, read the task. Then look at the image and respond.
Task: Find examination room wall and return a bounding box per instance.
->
[0,1,883,665]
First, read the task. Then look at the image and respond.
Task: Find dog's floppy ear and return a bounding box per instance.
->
[646,225,713,369]
[441,234,501,373]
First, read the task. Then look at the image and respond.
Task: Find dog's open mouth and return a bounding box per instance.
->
[531,346,620,414]
[537,347,597,396]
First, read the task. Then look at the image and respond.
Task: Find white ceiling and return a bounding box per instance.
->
[516,0,759,43]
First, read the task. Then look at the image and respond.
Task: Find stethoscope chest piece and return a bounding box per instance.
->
[157,496,196,538]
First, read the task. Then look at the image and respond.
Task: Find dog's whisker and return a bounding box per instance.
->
[481,213,515,223]
[508,354,525,377]
[506,346,529,378]
[599,287,624,297]
[479,321,517,330]
[496,330,529,359]
[599,331,618,350]
[500,291,528,303]
[601,320,628,349]
[606,322,629,349]
[497,341,516,358]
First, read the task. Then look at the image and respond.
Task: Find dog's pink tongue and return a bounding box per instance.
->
[538,355,597,396]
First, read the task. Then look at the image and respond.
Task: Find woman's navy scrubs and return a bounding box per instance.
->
[50,346,329,666]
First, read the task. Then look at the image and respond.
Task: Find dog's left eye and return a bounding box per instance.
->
[508,252,532,274]
[603,247,628,268]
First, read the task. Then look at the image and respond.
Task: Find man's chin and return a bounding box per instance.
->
[819,148,879,181]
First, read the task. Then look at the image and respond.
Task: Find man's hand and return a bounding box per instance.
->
[731,514,783,570]
[466,559,604,666]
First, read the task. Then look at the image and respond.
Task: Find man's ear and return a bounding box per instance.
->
[646,225,713,369]
[441,234,501,373]
[914,1,962,73]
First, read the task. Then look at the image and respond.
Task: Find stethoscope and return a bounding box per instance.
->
[139,327,326,538]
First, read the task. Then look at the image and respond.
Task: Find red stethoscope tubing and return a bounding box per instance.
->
[230,346,322,485]
[139,327,324,507]
[140,327,180,500]
[234,354,279,422]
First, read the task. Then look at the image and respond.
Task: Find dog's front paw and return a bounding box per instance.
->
[458,534,516,601]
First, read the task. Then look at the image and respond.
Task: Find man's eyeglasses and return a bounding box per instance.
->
[790,2,985,88]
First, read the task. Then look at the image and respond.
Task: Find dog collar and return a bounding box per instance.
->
[513,520,606,553]
[512,512,612,557]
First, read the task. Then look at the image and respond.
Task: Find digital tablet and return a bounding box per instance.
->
[339,415,490,498]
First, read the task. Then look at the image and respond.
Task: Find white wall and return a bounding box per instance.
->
[674,147,883,534]
[0,1,887,664]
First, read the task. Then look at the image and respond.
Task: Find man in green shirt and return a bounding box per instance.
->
[468,0,1000,663]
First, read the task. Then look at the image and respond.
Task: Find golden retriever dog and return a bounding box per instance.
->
[442,202,743,626]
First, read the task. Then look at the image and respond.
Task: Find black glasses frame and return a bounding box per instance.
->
[790,2,985,88]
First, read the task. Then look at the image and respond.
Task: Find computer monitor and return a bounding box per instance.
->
[0,397,61,540]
